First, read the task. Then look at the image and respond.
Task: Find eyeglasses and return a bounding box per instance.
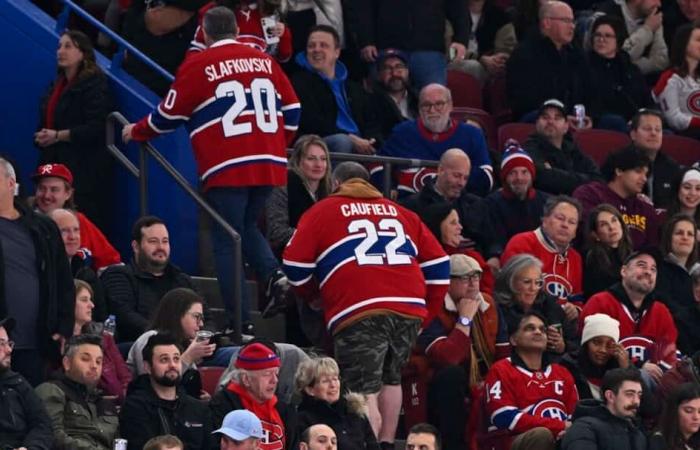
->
[0,340,14,349]
[380,63,408,73]
[593,32,616,40]
[189,312,204,323]
[517,278,544,288]
[451,272,482,282]
[547,16,575,24]
[419,101,449,112]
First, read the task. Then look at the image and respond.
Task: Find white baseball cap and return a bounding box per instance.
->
[212,409,264,440]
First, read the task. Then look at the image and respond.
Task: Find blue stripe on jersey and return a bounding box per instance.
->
[282,260,315,285]
[316,234,418,284]
[492,407,520,430]
[420,256,450,283]
[150,109,187,133]
[188,90,286,134]
[282,104,301,128]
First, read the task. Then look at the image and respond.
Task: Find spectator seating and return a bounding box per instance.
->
[451,107,497,149]
[199,366,225,396]
[447,70,484,109]
[573,129,631,166]
[484,76,512,125]
[662,134,700,166]
[497,123,535,150]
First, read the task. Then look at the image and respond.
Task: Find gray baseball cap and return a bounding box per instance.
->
[212,410,264,441]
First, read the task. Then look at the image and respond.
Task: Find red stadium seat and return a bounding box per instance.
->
[451,107,497,149]
[199,366,225,396]
[497,123,535,151]
[447,70,484,109]
[661,134,700,166]
[573,129,631,167]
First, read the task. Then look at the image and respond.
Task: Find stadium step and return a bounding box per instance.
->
[191,276,286,342]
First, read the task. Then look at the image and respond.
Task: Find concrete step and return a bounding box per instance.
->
[191,276,286,342]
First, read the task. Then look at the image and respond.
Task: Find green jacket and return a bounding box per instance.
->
[35,375,119,450]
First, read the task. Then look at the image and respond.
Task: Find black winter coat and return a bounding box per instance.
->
[587,51,653,121]
[295,393,379,450]
[561,399,648,450]
[656,258,694,317]
[290,68,380,142]
[0,370,53,449]
[0,200,75,346]
[367,85,418,142]
[119,375,213,450]
[37,72,113,230]
[523,133,602,195]
[400,178,494,256]
[347,0,469,52]
[646,150,681,210]
[506,34,594,120]
[101,260,194,342]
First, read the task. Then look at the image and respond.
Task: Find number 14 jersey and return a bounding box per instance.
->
[131,39,301,190]
[282,179,450,334]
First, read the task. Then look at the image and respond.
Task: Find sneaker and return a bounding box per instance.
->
[262,269,289,318]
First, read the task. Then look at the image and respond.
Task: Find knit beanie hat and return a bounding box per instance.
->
[581,313,620,345]
[500,139,535,184]
[235,342,281,370]
[419,202,455,243]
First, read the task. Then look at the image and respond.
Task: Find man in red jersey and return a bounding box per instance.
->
[283,162,449,450]
[483,311,578,450]
[123,6,301,335]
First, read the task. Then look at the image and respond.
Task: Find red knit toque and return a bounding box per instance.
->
[235,343,280,370]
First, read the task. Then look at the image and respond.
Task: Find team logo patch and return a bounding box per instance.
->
[543,273,573,300]
[528,399,569,421]
[619,335,653,364]
[687,91,700,114]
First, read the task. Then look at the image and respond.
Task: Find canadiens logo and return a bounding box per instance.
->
[411,167,436,192]
[688,91,700,114]
[528,399,569,421]
[619,336,653,364]
[543,273,573,300]
[260,420,284,450]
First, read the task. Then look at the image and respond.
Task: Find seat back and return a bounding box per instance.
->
[451,107,497,149]
[447,70,484,109]
[497,123,535,151]
[573,129,631,166]
[199,366,225,396]
[662,134,700,166]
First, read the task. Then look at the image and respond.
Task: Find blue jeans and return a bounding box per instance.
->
[323,133,354,153]
[200,346,238,367]
[408,51,447,88]
[205,186,279,323]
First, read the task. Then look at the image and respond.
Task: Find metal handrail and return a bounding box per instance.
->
[285,150,439,198]
[56,0,175,83]
[105,112,244,343]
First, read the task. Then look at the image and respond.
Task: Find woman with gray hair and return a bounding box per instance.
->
[293,356,379,450]
[494,254,578,357]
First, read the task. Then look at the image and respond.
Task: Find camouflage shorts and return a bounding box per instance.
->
[333,314,421,394]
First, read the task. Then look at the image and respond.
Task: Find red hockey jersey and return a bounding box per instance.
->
[484,356,578,436]
[189,2,293,63]
[282,179,450,334]
[501,228,583,303]
[77,212,121,271]
[131,39,300,190]
[580,290,678,369]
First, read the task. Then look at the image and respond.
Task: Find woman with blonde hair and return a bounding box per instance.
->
[294,356,379,450]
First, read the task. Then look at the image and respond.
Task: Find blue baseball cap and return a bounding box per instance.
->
[213,410,264,441]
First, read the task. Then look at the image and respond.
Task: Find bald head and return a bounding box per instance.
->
[436,149,470,201]
[300,424,337,450]
[540,1,575,48]
[49,208,81,257]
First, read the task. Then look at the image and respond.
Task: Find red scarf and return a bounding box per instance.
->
[226,381,285,450]
[45,76,73,129]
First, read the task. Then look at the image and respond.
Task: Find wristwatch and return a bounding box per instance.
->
[458,316,472,327]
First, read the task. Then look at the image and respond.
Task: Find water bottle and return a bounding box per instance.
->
[103,315,116,336]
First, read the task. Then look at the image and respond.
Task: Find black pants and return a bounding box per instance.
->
[428,365,469,450]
